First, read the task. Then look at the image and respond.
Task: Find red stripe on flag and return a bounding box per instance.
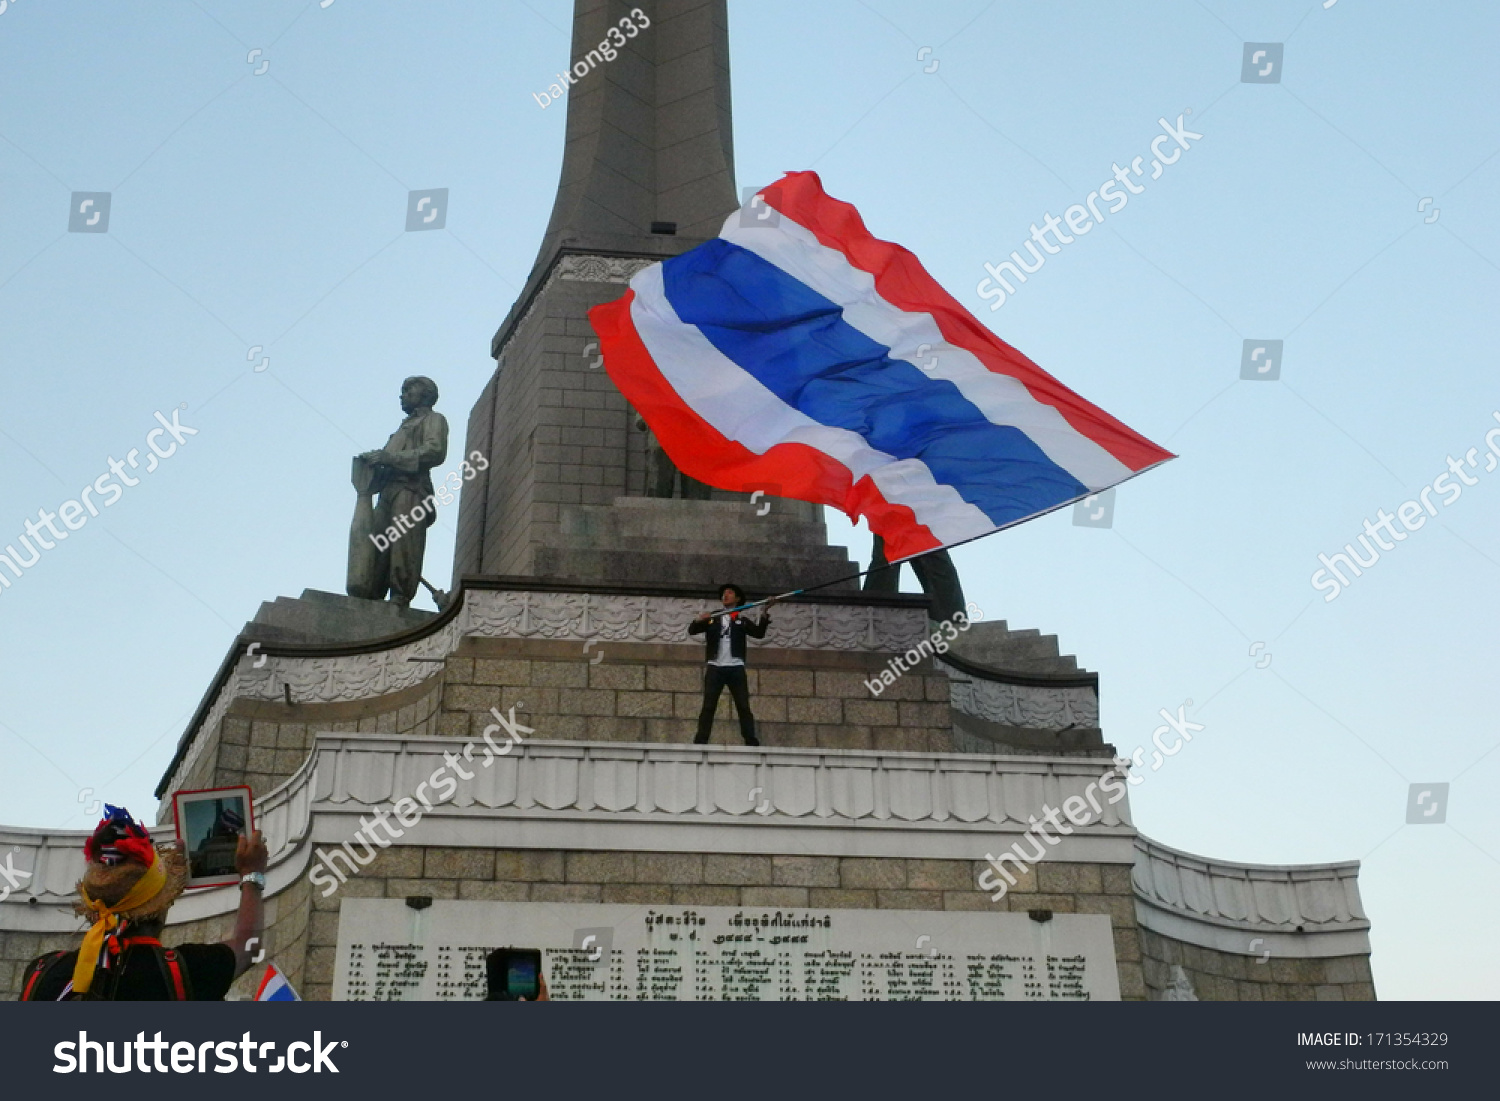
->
[589,290,943,562]
[759,171,1175,474]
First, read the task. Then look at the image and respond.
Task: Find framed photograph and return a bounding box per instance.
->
[173,786,254,889]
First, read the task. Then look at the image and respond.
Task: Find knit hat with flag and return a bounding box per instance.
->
[70,805,186,994]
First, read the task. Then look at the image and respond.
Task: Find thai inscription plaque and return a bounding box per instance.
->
[332,900,1120,1001]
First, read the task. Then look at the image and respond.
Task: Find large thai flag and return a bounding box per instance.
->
[589,171,1173,563]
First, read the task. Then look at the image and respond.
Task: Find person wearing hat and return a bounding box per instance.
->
[688,583,776,746]
[18,805,268,1001]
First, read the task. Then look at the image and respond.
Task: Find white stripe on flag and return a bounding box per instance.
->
[721,205,1134,491]
[629,264,995,547]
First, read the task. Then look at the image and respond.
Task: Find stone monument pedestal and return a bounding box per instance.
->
[534,497,858,594]
[247,589,436,645]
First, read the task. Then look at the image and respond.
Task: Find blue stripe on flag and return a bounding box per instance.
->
[661,239,1087,526]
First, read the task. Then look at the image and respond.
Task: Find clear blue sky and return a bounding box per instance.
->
[1,1,1495,1000]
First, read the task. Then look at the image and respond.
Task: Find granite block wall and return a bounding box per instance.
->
[439,638,956,753]
[160,676,444,819]
[1138,927,1376,1002]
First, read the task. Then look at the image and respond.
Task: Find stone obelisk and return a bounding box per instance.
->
[453,0,856,593]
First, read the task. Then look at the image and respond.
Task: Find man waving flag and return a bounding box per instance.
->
[589,171,1173,567]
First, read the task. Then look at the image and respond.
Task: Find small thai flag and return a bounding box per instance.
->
[255,963,301,1002]
[590,171,1174,563]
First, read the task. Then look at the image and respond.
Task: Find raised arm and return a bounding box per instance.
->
[222,830,268,979]
[744,605,772,639]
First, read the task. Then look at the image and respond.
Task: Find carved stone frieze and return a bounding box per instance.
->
[945,668,1100,731]
[172,591,931,784]
[499,254,658,363]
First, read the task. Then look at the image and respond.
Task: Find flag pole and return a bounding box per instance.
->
[707,539,984,618]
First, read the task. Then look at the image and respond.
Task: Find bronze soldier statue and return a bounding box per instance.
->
[348,376,449,607]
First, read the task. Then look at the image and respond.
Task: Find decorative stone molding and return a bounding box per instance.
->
[4,737,1140,930]
[170,590,932,789]
[309,735,1135,838]
[462,590,927,652]
[500,253,657,363]
[944,666,1100,730]
[234,591,927,710]
[1132,836,1371,958]
[555,254,656,284]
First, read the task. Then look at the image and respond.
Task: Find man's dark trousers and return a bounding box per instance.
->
[695,665,758,745]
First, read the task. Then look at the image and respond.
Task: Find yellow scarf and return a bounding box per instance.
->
[72,856,168,995]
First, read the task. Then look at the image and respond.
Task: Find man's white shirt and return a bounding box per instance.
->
[710,615,744,668]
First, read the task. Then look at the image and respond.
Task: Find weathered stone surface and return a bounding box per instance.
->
[876,889,943,910]
[972,864,1032,900]
[1035,862,1103,896]
[787,696,842,724]
[309,911,341,947]
[636,853,703,884]
[1323,956,1370,984]
[304,946,337,986]
[589,664,646,690]
[648,666,703,694]
[772,856,840,887]
[906,859,971,891]
[616,691,676,718]
[558,688,615,716]
[495,850,565,882]
[566,852,636,883]
[424,848,495,880]
[671,885,740,907]
[362,847,423,879]
[460,881,531,901]
[840,858,905,890]
[941,890,1004,911]
[1101,865,1135,895]
[445,684,500,712]
[603,883,675,904]
[1113,926,1142,963]
[757,670,813,696]
[704,854,772,885]
[845,700,899,726]
[532,662,589,688]
[474,659,531,686]
[814,671,870,699]
[808,888,878,909]
[387,878,459,899]
[531,883,602,903]
[741,887,810,907]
